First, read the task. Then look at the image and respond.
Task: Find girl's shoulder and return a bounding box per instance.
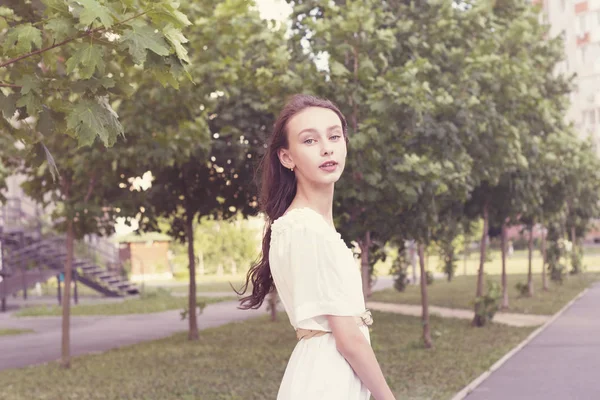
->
[271,207,341,242]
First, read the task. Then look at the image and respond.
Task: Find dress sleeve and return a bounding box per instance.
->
[288,223,357,324]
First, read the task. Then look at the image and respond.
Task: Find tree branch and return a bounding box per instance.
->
[0,11,148,69]
[0,83,21,89]
[84,172,97,203]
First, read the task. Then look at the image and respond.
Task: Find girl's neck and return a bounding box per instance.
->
[290,183,335,228]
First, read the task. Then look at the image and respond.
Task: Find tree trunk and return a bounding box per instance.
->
[56,274,62,305]
[570,226,578,274]
[463,237,469,276]
[473,203,489,327]
[73,270,78,305]
[20,232,26,299]
[268,288,278,322]
[410,241,417,284]
[60,219,74,368]
[185,215,199,341]
[359,231,371,301]
[527,224,534,297]
[541,224,548,291]
[501,221,509,310]
[418,243,433,349]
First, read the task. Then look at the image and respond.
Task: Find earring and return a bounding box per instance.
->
[290,167,294,172]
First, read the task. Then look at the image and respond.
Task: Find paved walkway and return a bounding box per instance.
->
[0,300,265,370]
[465,282,600,400]
[366,302,550,327]
[0,277,394,370]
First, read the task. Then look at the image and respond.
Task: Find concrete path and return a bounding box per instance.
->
[465,282,600,400]
[0,277,394,371]
[366,302,550,327]
[0,300,265,370]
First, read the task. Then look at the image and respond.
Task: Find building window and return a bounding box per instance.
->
[577,46,587,63]
[583,110,598,126]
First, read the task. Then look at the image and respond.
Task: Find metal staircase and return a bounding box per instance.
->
[0,197,139,310]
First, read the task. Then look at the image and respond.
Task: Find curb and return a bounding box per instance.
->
[449,287,591,400]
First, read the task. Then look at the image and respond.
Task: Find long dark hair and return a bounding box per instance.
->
[235,94,348,310]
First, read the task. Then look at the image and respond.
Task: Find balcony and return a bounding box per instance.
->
[575,1,589,14]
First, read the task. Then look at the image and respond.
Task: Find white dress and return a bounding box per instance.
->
[269,207,371,400]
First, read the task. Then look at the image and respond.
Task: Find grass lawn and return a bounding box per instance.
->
[371,272,600,315]
[157,279,248,294]
[374,248,600,277]
[14,291,236,317]
[0,311,533,400]
[0,328,34,336]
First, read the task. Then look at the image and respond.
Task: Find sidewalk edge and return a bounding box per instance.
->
[449,287,590,400]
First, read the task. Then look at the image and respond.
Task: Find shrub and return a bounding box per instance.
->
[570,244,584,275]
[515,282,529,297]
[426,270,434,285]
[391,252,409,292]
[473,280,501,326]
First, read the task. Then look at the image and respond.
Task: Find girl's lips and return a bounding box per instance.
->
[319,161,338,168]
[319,163,338,172]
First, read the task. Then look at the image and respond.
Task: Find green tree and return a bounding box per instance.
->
[0,0,190,155]
[5,0,191,368]
[463,0,572,325]
[117,0,294,334]
[562,140,600,275]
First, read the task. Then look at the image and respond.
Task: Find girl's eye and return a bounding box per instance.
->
[304,139,315,144]
[330,135,341,140]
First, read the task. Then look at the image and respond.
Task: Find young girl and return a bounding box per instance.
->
[237,94,395,400]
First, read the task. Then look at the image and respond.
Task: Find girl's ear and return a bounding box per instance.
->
[278,148,294,170]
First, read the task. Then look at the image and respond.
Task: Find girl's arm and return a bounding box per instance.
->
[327,315,396,400]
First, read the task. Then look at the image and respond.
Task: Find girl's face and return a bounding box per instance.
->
[278,106,347,187]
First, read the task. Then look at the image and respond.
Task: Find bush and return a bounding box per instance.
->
[570,244,584,275]
[484,249,494,263]
[473,280,501,326]
[437,240,458,281]
[426,270,434,285]
[547,224,566,283]
[391,252,409,292]
[550,264,566,283]
[515,282,529,297]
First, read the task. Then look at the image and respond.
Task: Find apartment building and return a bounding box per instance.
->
[534,0,600,147]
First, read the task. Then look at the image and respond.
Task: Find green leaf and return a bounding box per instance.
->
[330,60,349,77]
[66,98,123,147]
[149,4,192,29]
[16,92,42,116]
[114,81,135,97]
[66,42,105,79]
[75,0,114,28]
[0,7,14,17]
[46,17,77,42]
[37,108,56,137]
[0,93,17,118]
[4,24,42,55]
[163,24,189,64]
[153,68,179,89]
[71,76,114,94]
[121,24,170,64]
[42,0,71,15]
[16,76,41,95]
